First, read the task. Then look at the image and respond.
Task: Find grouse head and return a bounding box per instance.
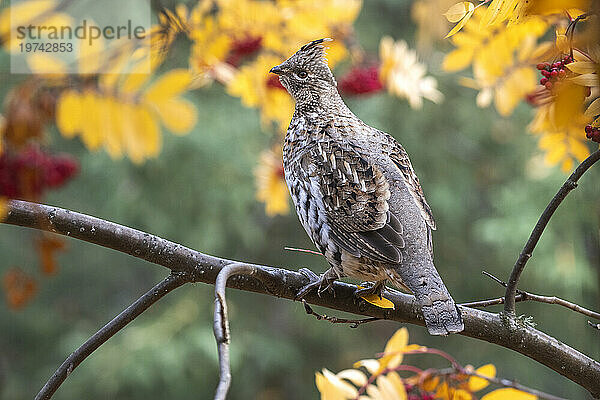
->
[269,38,337,104]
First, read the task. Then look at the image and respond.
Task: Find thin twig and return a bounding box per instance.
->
[302,300,380,328]
[460,294,525,308]
[504,149,600,314]
[283,246,323,256]
[589,321,600,330]
[213,263,257,400]
[472,271,600,320]
[34,273,188,400]
[4,200,600,397]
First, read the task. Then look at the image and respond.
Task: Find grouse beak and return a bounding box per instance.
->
[269,65,283,75]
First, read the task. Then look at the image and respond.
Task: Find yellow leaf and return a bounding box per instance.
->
[422,376,439,392]
[566,61,598,75]
[404,344,426,352]
[144,69,192,103]
[104,98,124,159]
[494,67,536,116]
[315,369,358,400]
[56,90,82,137]
[481,388,537,400]
[120,56,154,94]
[377,327,409,373]
[337,369,367,387]
[569,73,599,87]
[78,23,105,75]
[479,0,503,27]
[498,0,521,24]
[79,91,105,150]
[0,197,7,221]
[442,47,475,71]
[444,2,474,23]
[254,147,290,216]
[455,389,473,400]
[567,136,590,162]
[0,0,56,33]
[366,384,383,399]
[555,29,569,53]
[386,372,407,400]
[353,359,380,375]
[553,82,587,129]
[358,289,395,309]
[544,142,567,165]
[26,53,67,76]
[377,375,403,400]
[527,0,590,16]
[585,98,600,117]
[561,158,574,172]
[152,98,197,135]
[477,88,493,108]
[445,6,474,38]
[468,364,496,392]
[98,46,134,91]
[384,327,408,354]
[135,106,161,157]
[121,74,150,95]
[120,103,145,164]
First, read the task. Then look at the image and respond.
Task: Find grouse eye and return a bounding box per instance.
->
[296,70,308,79]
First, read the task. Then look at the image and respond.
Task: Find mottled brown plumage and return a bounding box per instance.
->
[271,39,463,335]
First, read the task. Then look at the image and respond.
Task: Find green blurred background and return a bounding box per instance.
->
[1,0,599,399]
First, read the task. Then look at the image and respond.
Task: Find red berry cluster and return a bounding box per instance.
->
[536,55,573,90]
[227,35,262,66]
[0,146,78,199]
[339,65,384,95]
[585,124,600,143]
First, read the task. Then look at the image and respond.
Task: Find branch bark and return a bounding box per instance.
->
[4,200,600,398]
[504,149,600,314]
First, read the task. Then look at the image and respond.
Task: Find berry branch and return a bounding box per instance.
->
[3,200,600,397]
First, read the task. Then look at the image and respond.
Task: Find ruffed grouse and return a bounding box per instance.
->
[270,39,463,335]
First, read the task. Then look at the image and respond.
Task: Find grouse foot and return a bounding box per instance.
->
[295,268,336,300]
[354,280,386,299]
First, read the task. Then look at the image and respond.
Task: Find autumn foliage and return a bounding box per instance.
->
[0,0,598,397]
[316,328,537,400]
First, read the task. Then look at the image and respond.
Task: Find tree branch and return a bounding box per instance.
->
[462,272,600,320]
[34,272,188,400]
[213,263,257,400]
[504,149,600,314]
[4,200,600,398]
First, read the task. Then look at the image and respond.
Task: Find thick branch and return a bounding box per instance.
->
[504,149,600,314]
[4,200,600,398]
[35,273,188,400]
